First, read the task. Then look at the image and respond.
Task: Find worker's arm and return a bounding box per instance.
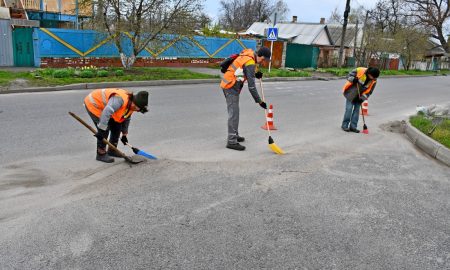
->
[347,68,358,83]
[243,61,263,104]
[98,95,124,130]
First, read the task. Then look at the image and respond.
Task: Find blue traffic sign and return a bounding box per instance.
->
[267,27,278,41]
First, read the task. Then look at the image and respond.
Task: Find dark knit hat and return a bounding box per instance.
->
[367,67,380,78]
[257,46,271,60]
[133,91,149,113]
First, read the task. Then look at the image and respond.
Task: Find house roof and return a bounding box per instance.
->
[426,37,447,56]
[327,24,363,47]
[240,22,333,46]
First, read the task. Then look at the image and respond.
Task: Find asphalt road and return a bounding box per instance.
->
[1,76,449,269]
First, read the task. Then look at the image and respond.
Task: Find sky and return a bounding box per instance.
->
[203,0,379,24]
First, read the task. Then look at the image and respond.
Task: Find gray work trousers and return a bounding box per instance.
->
[222,83,242,144]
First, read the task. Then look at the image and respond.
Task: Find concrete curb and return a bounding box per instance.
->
[0,73,446,95]
[404,121,450,166]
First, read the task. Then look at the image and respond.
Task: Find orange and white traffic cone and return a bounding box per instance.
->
[261,104,277,130]
[362,100,369,116]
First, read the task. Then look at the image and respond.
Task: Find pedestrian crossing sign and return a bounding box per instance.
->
[267,27,278,41]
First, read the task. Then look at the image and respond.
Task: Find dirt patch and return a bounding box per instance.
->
[380,120,406,133]
[7,79,30,90]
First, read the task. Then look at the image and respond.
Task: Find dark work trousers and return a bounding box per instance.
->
[222,82,242,144]
[85,107,122,149]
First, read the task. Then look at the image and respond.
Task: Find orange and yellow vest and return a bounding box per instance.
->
[84,88,133,123]
[220,49,256,89]
[343,67,377,95]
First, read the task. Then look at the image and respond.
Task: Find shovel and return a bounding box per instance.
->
[69,112,143,164]
[259,79,285,155]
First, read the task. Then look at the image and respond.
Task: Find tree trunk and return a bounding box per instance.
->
[435,26,449,53]
[120,53,136,69]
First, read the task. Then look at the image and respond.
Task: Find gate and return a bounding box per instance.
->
[0,19,14,66]
[13,28,35,66]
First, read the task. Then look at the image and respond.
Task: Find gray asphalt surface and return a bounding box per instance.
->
[1,76,449,269]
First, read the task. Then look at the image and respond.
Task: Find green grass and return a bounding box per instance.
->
[261,68,311,77]
[321,68,450,77]
[0,67,219,88]
[0,71,33,86]
[410,114,450,149]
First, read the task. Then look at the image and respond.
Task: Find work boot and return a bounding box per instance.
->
[341,127,350,132]
[107,144,123,158]
[226,143,246,151]
[237,136,245,142]
[96,148,114,163]
[349,127,360,133]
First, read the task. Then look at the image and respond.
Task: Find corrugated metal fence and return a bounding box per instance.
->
[34,28,256,65]
[0,19,14,66]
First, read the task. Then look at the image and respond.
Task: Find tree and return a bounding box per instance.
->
[84,0,203,68]
[218,0,289,32]
[392,26,429,69]
[404,0,450,52]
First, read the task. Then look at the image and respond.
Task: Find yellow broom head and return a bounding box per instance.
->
[268,136,285,155]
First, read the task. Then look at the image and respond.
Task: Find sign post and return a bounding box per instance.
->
[266,27,278,73]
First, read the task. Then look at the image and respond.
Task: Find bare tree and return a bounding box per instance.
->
[219,0,289,31]
[83,0,203,68]
[404,0,450,52]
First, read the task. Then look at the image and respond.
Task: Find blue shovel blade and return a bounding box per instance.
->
[136,149,157,160]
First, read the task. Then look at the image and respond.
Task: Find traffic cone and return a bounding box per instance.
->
[362,100,369,116]
[261,104,277,130]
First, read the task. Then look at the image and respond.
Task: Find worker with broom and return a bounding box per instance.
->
[341,67,380,133]
[220,46,271,151]
[84,88,149,163]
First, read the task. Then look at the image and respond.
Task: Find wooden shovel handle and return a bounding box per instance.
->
[69,112,130,161]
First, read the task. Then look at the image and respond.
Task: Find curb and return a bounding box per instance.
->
[0,74,446,95]
[404,121,450,166]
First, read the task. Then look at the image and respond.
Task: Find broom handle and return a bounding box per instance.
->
[259,79,272,137]
[356,83,366,125]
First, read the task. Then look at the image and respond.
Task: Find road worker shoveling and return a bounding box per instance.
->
[71,88,157,164]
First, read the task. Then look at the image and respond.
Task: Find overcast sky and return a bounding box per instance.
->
[203,0,379,23]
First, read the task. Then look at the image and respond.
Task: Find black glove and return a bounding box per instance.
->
[259,101,267,109]
[353,77,359,83]
[121,135,128,145]
[255,71,263,79]
[94,129,107,141]
[360,94,368,101]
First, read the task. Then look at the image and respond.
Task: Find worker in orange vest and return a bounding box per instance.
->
[84,88,149,163]
[341,67,380,133]
[220,47,270,151]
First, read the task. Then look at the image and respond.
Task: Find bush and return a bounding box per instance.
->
[53,69,70,78]
[115,69,124,76]
[97,70,109,77]
[80,70,95,78]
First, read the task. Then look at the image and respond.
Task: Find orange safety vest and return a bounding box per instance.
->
[84,88,133,123]
[343,67,376,95]
[220,49,256,89]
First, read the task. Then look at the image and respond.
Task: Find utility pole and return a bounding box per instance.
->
[338,0,351,68]
[353,18,359,67]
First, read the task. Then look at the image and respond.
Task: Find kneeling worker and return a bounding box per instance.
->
[220,47,271,151]
[84,88,149,162]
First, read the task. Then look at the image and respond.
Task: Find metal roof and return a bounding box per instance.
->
[327,24,363,47]
[240,22,333,46]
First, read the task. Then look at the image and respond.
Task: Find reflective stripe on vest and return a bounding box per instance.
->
[343,67,376,95]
